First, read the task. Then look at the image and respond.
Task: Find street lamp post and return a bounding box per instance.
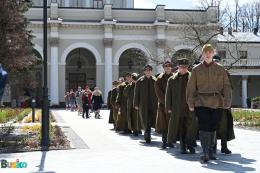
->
[41,0,50,150]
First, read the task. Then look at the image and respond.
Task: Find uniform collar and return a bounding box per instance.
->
[203,61,215,67]
[178,72,189,77]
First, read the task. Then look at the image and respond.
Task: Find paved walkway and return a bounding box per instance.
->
[0,110,259,173]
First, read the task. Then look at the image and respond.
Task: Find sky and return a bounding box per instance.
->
[134,0,258,9]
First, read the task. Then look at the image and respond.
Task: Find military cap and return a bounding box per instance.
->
[213,55,222,62]
[202,44,214,53]
[132,73,139,81]
[112,81,119,85]
[143,64,153,71]
[177,58,189,66]
[163,60,173,67]
[125,72,132,77]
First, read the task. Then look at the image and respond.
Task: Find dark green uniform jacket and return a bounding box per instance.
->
[165,72,198,143]
[124,82,141,132]
[116,82,128,131]
[110,87,119,128]
[217,71,235,141]
[134,76,158,130]
[107,90,114,124]
[155,72,173,133]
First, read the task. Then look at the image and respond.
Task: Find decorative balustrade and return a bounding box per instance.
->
[221,59,260,67]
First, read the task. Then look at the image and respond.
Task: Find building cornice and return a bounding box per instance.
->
[28,20,218,31]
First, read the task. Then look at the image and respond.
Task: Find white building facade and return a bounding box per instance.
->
[218,30,260,108]
[26,0,219,106]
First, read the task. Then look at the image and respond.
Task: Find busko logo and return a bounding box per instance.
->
[1,159,28,169]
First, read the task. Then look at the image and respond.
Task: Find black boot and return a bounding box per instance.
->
[187,139,195,154]
[199,131,210,163]
[221,138,232,154]
[180,139,187,154]
[133,131,139,136]
[166,143,175,148]
[161,131,167,149]
[209,131,217,160]
[192,140,198,147]
[213,144,217,154]
[144,128,151,144]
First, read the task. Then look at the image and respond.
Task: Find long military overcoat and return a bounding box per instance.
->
[107,90,114,124]
[124,82,141,132]
[110,87,119,129]
[165,72,198,143]
[134,76,158,130]
[154,72,173,133]
[116,82,128,131]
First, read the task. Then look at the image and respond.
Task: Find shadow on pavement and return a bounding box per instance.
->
[30,151,55,173]
[203,157,256,173]
[166,146,256,173]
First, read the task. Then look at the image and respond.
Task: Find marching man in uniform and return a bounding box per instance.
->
[134,65,158,143]
[165,58,197,153]
[186,44,232,162]
[154,61,174,149]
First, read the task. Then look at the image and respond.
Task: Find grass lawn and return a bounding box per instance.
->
[0,108,55,124]
[232,109,260,128]
[0,108,31,123]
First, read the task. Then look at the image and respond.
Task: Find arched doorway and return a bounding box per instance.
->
[119,48,148,77]
[65,48,96,91]
[172,49,197,66]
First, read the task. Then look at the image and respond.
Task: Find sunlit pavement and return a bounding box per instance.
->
[0,109,259,173]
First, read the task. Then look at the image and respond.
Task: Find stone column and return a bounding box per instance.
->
[102,4,115,103]
[155,39,166,74]
[103,38,113,104]
[50,38,59,105]
[154,5,168,74]
[242,75,248,108]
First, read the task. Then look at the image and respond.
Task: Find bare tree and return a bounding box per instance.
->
[239,1,260,32]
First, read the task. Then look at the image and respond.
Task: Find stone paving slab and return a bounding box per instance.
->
[0,110,259,173]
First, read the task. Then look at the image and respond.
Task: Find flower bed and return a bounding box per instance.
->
[0,124,71,153]
[232,109,260,129]
[0,108,31,123]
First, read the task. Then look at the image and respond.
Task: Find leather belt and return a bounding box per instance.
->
[198,92,220,96]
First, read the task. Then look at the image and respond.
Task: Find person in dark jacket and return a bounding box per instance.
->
[110,81,120,131]
[108,87,114,126]
[155,61,174,149]
[0,64,8,106]
[92,87,104,119]
[213,55,235,154]
[82,89,90,119]
[124,73,141,136]
[69,89,76,111]
[166,58,197,154]
[116,76,130,134]
[134,65,158,143]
